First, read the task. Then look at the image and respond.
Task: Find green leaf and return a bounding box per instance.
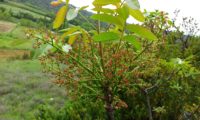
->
[61,27,80,39]
[125,0,140,10]
[93,32,120,42]
[129,9,145,22]
[117,5,129,20]
[64,31,82,37]
[124,35,142,50]
[67,7,78,21]
[79,5,89,11]
[53,6,68,29]
[93,0,120,6]
[91,14,124,26]
[59,26,80,33]
[93,8,115,14]
[126,24,158,41]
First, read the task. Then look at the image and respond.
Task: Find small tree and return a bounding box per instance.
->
[33,0,200,119]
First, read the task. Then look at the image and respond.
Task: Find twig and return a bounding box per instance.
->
[134,41,153,60]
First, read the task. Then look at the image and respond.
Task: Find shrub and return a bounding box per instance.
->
[33,0,200,120]
[0,6,6,13]
[19,18,37,27]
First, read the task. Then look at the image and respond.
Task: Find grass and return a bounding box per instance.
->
[0,9,70,118]
[0,35,31,50]
[0,27,32,50]
[0,20,34,50]
[0,59,66,120]
[0,19,66,119]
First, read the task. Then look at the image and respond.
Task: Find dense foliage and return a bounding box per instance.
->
[32,0,200,120]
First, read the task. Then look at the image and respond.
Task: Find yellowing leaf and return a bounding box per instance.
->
[50,1,62,7]
[68,35,78,45]
[53,6,67,29]
[61,27,80,39]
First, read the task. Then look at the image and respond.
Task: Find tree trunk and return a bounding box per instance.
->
[104,86,115,120]
[145,90,153,120]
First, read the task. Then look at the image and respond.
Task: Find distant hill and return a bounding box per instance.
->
[10,0,54,12]
[8,0,96,30]
[5,0,107,30]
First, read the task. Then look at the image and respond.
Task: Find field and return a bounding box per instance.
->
[0,60,66,120]
[0,20,66,119]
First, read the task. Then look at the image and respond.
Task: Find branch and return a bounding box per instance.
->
[39,38,98,79]
[78,12,96,30]
[134,41,153,60]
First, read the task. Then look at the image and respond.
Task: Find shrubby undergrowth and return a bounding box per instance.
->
[32,0,200,120]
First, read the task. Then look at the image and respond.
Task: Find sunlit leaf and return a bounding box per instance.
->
[125,0,140,10]
[53,6,68,29]
[59,26,80,33]
[67,7,78,21]
[117,5,129,20]
[81,30,90,43]
[61,27,80,39]
[93,0,120,6]
[68,35,78,45]
[126,24,158,41]
[91,14,124,26]
[129,9,145,22]
[93,8,115,14]
[93,32,120,42]
[79,5,89,11]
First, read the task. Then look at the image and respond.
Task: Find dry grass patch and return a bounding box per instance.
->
[0,49,30,59]
[0,21,16,33]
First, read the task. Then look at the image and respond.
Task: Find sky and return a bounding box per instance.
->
[68,0,200,23]
[67,0,200,34]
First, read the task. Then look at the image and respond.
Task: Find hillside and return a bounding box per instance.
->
[12,0,56,12]
[2,0,95,30]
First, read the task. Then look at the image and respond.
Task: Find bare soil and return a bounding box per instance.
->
[0,21,16,33]
[0,49,30,59]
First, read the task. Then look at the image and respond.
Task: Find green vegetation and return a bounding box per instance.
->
[0,0,199,120]
[0,60,66,120]
[0,21,31,50]
[0,19,65,120]
[4,0,49,17]
[32,0,200,120]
